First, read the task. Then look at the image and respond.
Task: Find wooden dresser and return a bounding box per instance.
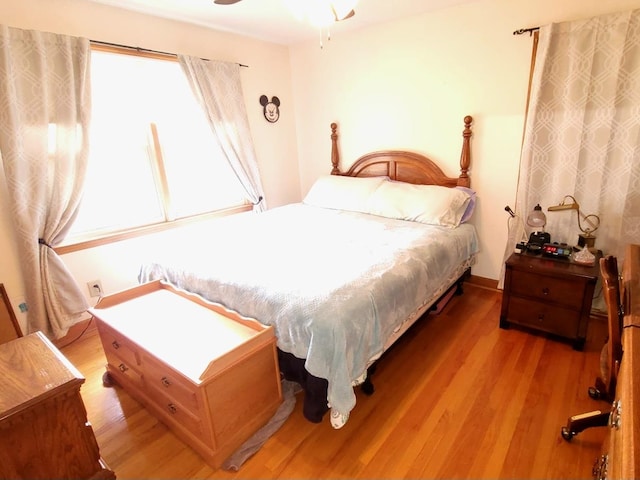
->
[0,332,115,479]
[595,244,640,479]
[89,280,282,470]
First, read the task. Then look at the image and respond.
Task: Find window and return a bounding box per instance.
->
[64,48,248,246]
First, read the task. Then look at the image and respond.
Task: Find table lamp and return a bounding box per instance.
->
[526,204,550,249]
[547,195,600,249]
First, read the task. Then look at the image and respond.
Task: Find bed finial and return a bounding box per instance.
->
[458,115,473,187]
[330,122,340,175]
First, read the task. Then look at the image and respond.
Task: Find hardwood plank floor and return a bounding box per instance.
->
[61,284,608,478]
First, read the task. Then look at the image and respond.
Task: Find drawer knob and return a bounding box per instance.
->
[112,340,120,349]
[542,287,550,296]
[167,403,177,414]
[161,376,171,388]
[118,363,128,373]
[538,314,545,322]
[609,400,622,429]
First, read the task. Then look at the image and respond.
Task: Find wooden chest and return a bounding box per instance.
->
[89,280,282,469]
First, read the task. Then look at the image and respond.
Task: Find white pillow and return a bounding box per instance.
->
[303,175,387,213]
[368,180,471,227]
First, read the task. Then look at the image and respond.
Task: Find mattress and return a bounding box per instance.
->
[139,202,479,425]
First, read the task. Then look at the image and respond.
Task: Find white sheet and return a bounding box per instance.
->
[139,203,479,426]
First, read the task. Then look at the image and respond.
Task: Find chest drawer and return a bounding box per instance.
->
[148,385,209,444]
[509,269,584,309]
[507,296,581,339]
[106,358,143,389]
[142,353,200,415]
[97,320,141,370]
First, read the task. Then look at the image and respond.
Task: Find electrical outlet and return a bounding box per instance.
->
[87,280,103,298]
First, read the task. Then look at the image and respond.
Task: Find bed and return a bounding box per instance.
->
[139,115,478,429]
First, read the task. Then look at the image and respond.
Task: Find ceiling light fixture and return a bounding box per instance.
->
[213,0,358,48]
[283,0,358,48]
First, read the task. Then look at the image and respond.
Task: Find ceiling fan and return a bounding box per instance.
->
[212,0,356,21]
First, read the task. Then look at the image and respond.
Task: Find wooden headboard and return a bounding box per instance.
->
[330,115,472,188]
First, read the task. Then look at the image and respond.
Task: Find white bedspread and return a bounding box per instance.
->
[139,203,478,424]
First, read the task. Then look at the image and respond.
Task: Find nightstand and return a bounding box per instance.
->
[500,251,601,350]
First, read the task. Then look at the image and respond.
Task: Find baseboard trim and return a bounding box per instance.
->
[54,317,98,349]
[467,274,499,291]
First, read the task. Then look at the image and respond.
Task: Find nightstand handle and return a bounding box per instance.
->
[112,340,120,349]
[161,376,171,388]
[118,363,128,373]
[542,287,550,296]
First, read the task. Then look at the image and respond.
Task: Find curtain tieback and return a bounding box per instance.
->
[38,238,53,249]
[253,196,263,205]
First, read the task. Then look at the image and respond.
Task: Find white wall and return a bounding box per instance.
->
[2,0,640,331]
[0,0,300,329]
[288,0,640,282]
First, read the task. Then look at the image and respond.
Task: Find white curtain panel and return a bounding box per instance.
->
[178,56,267,212]
[0,25,91,339]
[500,9,640,288]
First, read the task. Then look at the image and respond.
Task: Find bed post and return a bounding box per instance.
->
[330,122,340,175]
[458,115,473,187]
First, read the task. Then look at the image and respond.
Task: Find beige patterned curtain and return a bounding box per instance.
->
[500,9,640,288]
[0,25,91,339]
[178,56,266,211]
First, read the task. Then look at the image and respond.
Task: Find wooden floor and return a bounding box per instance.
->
[62,284,608,479]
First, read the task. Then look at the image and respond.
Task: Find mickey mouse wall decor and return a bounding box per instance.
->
[259,95,280,123]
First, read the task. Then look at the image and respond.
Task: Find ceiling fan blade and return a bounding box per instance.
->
[213,0,242,4]
[334,8,355,22]
[341,9,355,20]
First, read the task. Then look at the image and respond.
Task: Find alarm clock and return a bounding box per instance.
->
[542,242,572,258]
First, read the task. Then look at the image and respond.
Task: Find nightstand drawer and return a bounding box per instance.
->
[509,269,584,309]
[507,295,581,339]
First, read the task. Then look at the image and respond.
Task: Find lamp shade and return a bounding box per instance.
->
[526,204,546,231]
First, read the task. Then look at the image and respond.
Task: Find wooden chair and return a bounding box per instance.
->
[561,255,623,441]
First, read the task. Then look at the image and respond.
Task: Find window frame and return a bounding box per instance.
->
[55,44,251,256]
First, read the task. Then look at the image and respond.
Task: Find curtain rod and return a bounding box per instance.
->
[89,40,249,67]
[513,27,540,36]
